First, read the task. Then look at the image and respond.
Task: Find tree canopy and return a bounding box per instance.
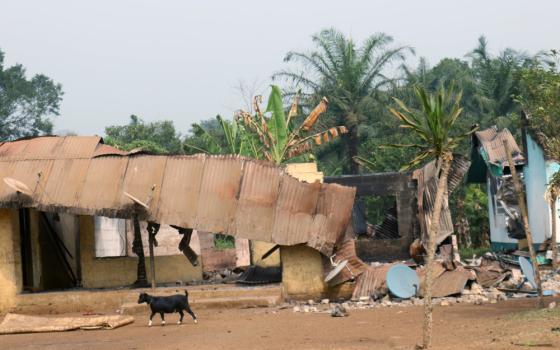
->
[0,49,63,140]
[104,115,183,154]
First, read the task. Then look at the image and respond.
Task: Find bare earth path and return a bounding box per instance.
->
[2,298,560,350]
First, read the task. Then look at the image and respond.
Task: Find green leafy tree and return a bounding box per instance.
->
[184,115,260,157]
[389,86,474,349]
[104,115,183,154]
[275,28,413,173]
[237,85,347,165]
[0,49,63,140]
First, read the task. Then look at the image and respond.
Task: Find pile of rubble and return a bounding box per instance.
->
[297,248,560,316]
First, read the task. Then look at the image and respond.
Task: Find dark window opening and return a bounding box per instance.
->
[353,195,400,239]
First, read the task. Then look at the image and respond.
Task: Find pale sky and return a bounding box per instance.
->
[0,0,557,137]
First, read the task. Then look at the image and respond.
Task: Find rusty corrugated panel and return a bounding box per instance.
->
[413,160,454,246]
[351,264,393,299]
[195,155,244,234]
[56,136,102,159]
[272,174,321,246]
[429,266,472,297]
[93,143,129,157]
[447,154,471,193]
[475,127,524,167]
[0,137,356,256]
[308,183,357,254]
[233,160,280,241]
[38,159,91,209]
[156,155,206,228]
[78,156,129,216]
[0,136,102,160]
[0,160,54,206]
[326,239,367,286]
[121,155,167,220]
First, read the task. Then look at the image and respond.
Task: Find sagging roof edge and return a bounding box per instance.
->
[0,147,356,256]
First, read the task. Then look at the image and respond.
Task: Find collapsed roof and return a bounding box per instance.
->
[0,136,356,255]
[467,126,525,182]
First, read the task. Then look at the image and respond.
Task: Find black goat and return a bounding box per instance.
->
[138,290,197,326]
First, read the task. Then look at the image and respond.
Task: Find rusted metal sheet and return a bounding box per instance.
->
[309,184,356,255]
[0,136,356,255]
[0,160,54,208]
[195,156,244,234]
[234,161,280,241]
[413,155,470,247]
[326,239,368,286]
[156,155,205,228]
[78,156,129,216]
[351,264,393,299]
[38,159,91,209]
[475,127,524,167]
[93,144,129,157]
[430,266,473,298]
[122,155,167,219]
[0,136,102,160]
[272,175,321,246]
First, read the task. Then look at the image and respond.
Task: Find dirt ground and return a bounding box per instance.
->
[2,298,560,350]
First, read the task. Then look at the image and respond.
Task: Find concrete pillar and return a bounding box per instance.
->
[280,245,326,299]
[0,209,21,312]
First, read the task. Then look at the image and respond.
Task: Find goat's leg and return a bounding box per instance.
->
[185,305,198,324]
[160,312,165,326]
[178,310,184,325]
[148,311,155,327]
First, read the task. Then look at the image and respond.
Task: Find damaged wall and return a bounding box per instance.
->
[0,209,22,312]
[79,216,202,288]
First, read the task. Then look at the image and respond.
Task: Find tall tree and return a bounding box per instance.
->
[389,86,474,349]
[0,49,63,140]
[274,28,413,173]
[104,115,183,154]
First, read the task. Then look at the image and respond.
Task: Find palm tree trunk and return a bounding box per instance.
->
[503,140,544,308]
[422,153,453,349]
[347,125,360,174]
[551,196,558,271]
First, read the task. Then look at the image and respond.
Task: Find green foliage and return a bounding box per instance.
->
[104,115,183,154]
[450,184,489,246]
[459,246,490,260]
[388,85,475,170]
[238,85,347,165]
[213,234,235,250]
[275,28,413,173]
[184,115,260,157]
[0,49,63,140]
[517,50,560,140]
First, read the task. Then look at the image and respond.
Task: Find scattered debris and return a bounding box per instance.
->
[330,304,349,317]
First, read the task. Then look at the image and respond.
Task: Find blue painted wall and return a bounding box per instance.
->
[490,133,559,249]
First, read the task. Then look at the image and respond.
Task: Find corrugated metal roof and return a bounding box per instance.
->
[474,127,524,167]
[413,155,471,247]
[0,136,355,255]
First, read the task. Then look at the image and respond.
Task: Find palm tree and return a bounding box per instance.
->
[389,85,475,349]
[274,28,413,174]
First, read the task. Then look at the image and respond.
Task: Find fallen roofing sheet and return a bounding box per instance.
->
[351,263,394,299]
[413,155,471,247]
[0,313,134,334]
[0,136,356,255]
[474,127,524,168]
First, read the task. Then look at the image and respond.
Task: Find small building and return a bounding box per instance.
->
[0,135,356,312]
[467,125,560,250]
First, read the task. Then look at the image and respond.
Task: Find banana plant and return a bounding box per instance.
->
[184,115,261,158]
[237,85,348,165]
